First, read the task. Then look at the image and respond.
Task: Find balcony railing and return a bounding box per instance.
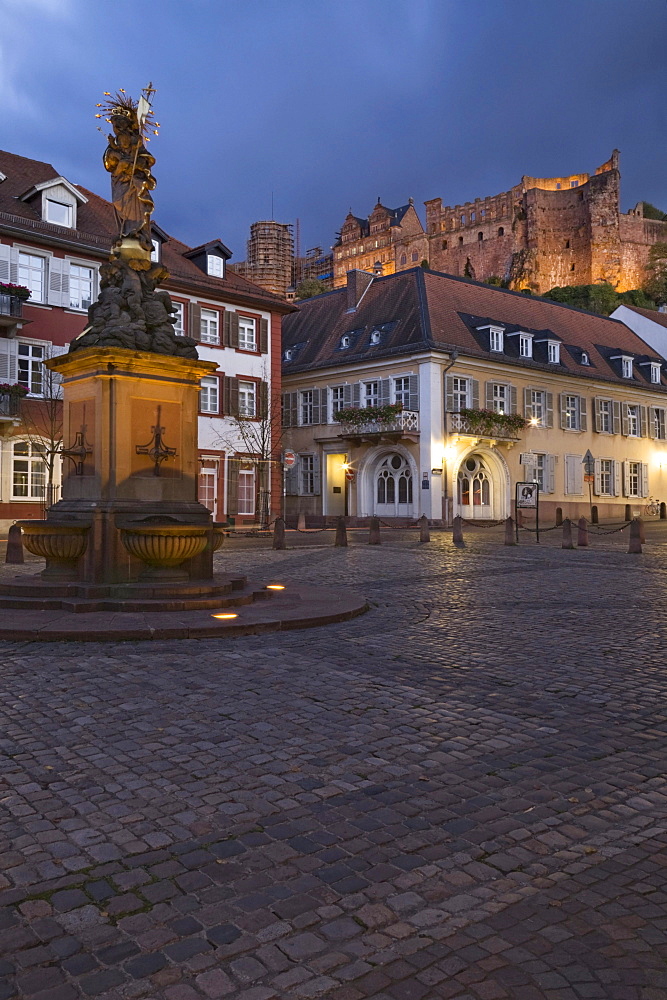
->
[0,393,21,418]
[448,411,521,440]
[0,293,23,320]
[338,410,419,436]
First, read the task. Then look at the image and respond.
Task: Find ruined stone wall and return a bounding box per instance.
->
[618,215,667,291]
[524,184,595,291]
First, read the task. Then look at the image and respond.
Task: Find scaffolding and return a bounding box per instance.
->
[230,221,294,298]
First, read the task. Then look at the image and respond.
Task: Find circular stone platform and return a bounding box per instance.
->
[0,583,368,641]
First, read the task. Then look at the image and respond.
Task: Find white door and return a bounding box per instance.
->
[456,456,493,520]
[374,454,414,517]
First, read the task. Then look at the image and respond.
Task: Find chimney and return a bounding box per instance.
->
[346,269,374,312]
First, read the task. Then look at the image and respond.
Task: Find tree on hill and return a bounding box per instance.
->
[643,242,667,306]
[295,278,328,300]
[542,282,656,316]
[641,202,667,221]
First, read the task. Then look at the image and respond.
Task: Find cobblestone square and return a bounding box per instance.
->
[2,525,667,999]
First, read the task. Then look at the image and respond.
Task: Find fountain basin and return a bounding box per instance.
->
[120,524,209,579]
[17,521,90,579]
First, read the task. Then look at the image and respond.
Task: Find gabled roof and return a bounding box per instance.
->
[282,266,667,389]
[0,149,293,313]
[620,304,667,330]
[19,176,88,204]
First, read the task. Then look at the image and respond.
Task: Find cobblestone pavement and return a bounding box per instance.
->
[2,526,667,1000]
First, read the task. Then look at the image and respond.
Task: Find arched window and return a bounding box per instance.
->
[458,236,464,245]
[400,254,407,265]
[478,232,483,241]
[498,226,505,237]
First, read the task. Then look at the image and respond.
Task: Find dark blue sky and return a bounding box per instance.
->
[4,0,666,261]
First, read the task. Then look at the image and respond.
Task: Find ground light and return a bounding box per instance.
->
[211,613,238,619]
[266,584,285,590]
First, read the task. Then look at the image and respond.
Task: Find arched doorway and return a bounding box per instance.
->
[456,454,494,520]
[374,453,414,518]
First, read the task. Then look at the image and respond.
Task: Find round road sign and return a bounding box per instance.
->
[283,449,297,468]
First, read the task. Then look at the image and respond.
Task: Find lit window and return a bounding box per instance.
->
[69,264,94,311]
[300,390,314,425]
[18,342,44,395]
[45,199,72,227]
[172,301,184,335]
[529,390,545,424]
[489,328,503,352]
[519,335,532,358]
[238,381,256,417]
[548,342,560,364]
[207,254,224,277]
[622,357,633,378]
[237,469,255,514]
[238,316,256,350]
[18,252,46,302]
[200,308,219,344]
[12,441,47,499]
[199,376,219,413]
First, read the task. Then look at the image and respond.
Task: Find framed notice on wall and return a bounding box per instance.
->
[515,481,540,543]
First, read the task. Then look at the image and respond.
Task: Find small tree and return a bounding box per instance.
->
[295,278,328,300]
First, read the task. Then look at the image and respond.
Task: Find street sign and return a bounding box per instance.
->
[516,482,538,508]
[283,449,296,468]
[582,450,595,476]
[584,474,594,482]
[345,469,355,482]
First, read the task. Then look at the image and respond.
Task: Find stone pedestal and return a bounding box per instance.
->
[43,346,218,585]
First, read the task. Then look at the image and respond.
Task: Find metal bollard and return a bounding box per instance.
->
[368,516,381,545]
[418,514,430,543]
[452,515,464,548]
[504,516,517,546]
[297,512,306,531]
[628,518,642,554]
[562,518,575,549]
[638,517,645,543]
[272,517,286,550]
[334,517,348,547]
[577,517,589,547]
[5,523,24,564]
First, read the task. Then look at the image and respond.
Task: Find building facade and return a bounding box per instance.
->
[332,199,427,288]
[281,268,667,526]
[0,150,292,530]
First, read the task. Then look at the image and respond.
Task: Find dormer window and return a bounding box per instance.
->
[489,327,503,352]
[651,363,661,384]
[151,239,160,262]
[340,335,351,349]
[284,348,293,362]
[547,342,560,364]
[519,334,533,358]
[45,199,72,227]
[581,351,590,365]
[207,254,224,278]
[370,330,381,345]
[622,357,633,378]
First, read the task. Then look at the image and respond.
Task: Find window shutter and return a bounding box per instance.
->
[312,453,321,495]
[640,405,648,438]
[642,463,649,498]
[281,393,291,427]
[509,385,517,414]
[485,381,494,409]
[343,384,352,407]
[224,311,239,347]
[0,338,18,381]
[573,455,583,494]
[188,303,202,341]
[258,381,268,419]
[259,318,269,354]
[579,397,587,432]
[284,465,298,495]
[223,376,239,417]
[546,455,556,494]
[621,402,629,436]
[622,460,630,496]
[445,374,455,412]
[613,460,621,496]
[380,378,391,405]
[545,392,554,428]
[612,400,621,435]
[0,244,11,282]
[594,397,602,432]
[289,391,298,426]
[47,257,66,307]
[594,458,602,496]
[523,387,531,418]
[650,406,658,439]
[408,374,419,411]
[352,382,361,408]
[559,394,567,429]
[226,458,239,514]
[470,378,480,410]
[297,455,307,497]
[321,388,330,424]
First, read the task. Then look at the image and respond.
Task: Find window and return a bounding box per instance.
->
[471,212,476,222]
[340,335,351,349]
[12,441,46,499]
[172,301,184,335]
[400,254,407,265]
[651,363,661,384]
[18,252,46,302]
[284,348,292,362]
[534,454,546,491]
[151,239,160,262]
[581,351,590,365]
[570,180,578,188]
[627,404,639,437]
[564,395,578,430]
[489,328,503,352]
[199,376,219,413]
[627,461,641,497]
[364,381,379,407]
[300,389,314,425]
[18,342,44,395]
[528,389,544,424]
[442,240,448,250]
[207,254,224,277]
[478,232,483,241]
[45,199,72,227]
[452,376,469,412]
[598,399,611,433]
[622,357,633,378]
[394,376,410,408]
[330,385,345,420]
[547,342,560,364]
[238,381,256,417]
[200,308,219,344]
[460,215,466,225]
[69,264,94,311]
[556,183,561,190]
[653,407,666,440]
[458,236,464,245]
[519,334,532,358]
[238,316,256,350]
[491,383,508,414]
[498,227,504,237]
[370,330,381,345]
[300,455,316,495]
[237,469,255,515]
[565,240,570,249]
[599,459,613,496]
